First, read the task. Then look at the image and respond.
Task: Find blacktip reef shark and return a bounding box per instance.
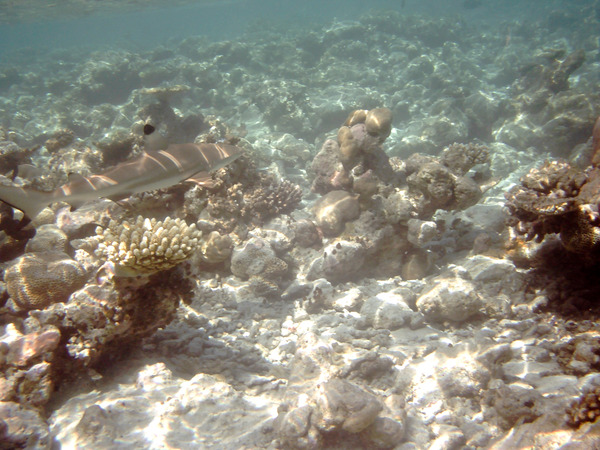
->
[0,124,243,219]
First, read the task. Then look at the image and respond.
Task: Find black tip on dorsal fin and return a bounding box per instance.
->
[143,123,169,151]
[143,124,156,136]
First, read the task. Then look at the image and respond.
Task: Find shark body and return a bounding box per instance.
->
[0,141,242,219]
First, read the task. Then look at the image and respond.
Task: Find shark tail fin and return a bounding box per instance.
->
[0,184,55,219]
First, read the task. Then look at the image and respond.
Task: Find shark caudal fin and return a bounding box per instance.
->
[0,184,55,219]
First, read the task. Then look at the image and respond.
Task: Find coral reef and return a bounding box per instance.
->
[567,385,600,428]
[496,47,597,157]
[205,172,303,231]
[94,129,136,166]
[0,265,191,422]
[93,215,202,276]
[4,251,87,311]
[239,177,302,226]
[592,116,600,166]
[405,147,486,215]
[230,237,290,297]
[439,141,489,176]
[313,190,360,237]
[44,129,75,153]
[199,231,233,264]
[58,269,190,366]
[505,159,600,256]
[0,141,37,175]
[311,107,395,196]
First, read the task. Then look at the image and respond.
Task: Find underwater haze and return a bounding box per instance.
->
[0,0,579,57]
[1,0,600,449]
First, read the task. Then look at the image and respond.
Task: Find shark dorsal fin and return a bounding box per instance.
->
[143,123,169,151]
[16,164,44,181]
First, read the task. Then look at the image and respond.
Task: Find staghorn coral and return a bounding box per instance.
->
[94,216,202,276]
[505,159,600,255]
[3,251,87,311]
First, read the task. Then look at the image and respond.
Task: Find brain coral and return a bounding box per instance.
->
[94,216,202,276]
[4,251,87,310]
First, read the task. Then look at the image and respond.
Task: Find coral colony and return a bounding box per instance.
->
[0,4,600,449]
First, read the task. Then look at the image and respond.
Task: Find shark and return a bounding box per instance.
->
[0,125,243,219]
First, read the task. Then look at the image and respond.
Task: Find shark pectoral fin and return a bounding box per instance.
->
[185,171,215,188]
[0,184,54,219]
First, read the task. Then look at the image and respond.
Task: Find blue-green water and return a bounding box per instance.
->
[0,0,585,59]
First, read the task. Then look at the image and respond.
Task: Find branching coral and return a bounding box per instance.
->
[206,173,302,230]
[94,216,202,276]
[241,177,302,225]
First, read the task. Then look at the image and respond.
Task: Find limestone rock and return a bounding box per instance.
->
[313,190,360,237]
[416,277,483,322]
[316,378,383,433]
[360,292,419,330]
